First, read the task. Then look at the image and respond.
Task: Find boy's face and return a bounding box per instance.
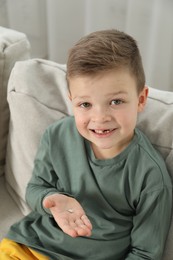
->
[69,69,148,159]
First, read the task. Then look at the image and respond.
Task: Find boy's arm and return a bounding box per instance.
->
[125,184,172,259]
[25,130,92,237]
[25,130,70,215]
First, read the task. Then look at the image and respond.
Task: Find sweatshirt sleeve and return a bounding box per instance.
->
[25,129,70,215]
[125,183,172,259]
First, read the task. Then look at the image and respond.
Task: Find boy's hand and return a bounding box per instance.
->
[43,194,92,238]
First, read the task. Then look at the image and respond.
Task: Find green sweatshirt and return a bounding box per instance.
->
[6,116,172,260]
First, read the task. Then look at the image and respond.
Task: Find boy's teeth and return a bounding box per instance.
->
[95,129,111,134]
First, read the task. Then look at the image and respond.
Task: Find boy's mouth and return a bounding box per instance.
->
[90,128,116,135]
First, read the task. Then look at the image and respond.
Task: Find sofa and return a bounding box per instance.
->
[0,26,30,238]
[0,26,173,259]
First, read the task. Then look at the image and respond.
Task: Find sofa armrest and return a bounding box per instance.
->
[0,176,24,240]
[0,26,30,176]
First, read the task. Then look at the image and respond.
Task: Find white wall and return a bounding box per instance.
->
[6,0,47,58]
[1,0,173,91]
[46,0,86,63]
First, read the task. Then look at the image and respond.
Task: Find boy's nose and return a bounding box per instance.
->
[91,108,111,123]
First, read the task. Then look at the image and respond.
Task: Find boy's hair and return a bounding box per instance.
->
[67,29,145,93]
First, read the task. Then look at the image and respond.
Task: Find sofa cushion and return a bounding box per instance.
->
[5,59,173,259]
[138,88,173,260]
[137,87,173,174]
[5,59,72,214]
[0,26,30,176]
[137,87,173,260]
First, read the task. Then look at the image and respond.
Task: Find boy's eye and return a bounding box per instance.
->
[111,99,123,105]
[80,102,91,108]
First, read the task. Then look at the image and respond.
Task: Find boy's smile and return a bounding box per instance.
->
[69,69,148,159]
[90,128,116,136]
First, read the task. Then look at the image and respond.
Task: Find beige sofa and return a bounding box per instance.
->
[0,26,30,238]
[0,27,173,259]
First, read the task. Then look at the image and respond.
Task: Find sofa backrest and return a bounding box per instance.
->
[0,26,30,176]
[5,59,71,214]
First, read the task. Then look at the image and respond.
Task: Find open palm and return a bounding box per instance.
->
[43,193,92,237]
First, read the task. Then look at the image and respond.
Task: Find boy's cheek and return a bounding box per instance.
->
[74,115,86,127]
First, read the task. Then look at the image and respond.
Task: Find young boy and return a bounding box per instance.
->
[0,29,172,259]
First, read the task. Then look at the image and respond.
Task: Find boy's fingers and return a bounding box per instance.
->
[81,215,92,229]
[62,225,78,238]
[60,216,92,238]
[75,225,92,237]
[43,197,55,209]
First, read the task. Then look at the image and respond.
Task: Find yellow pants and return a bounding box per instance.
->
[0,238,49,260]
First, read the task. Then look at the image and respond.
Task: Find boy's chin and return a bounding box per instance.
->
[91,142,120,157]
[91,140,115,149]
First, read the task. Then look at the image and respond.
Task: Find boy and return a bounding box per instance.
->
[0,29,172,259]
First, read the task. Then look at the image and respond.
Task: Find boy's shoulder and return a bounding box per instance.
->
[46,116,75,134]
[135,128,162,161]
[41,116,86,159]
[134,128,171,187]
[43,116,83,146]
[135,128,164,166]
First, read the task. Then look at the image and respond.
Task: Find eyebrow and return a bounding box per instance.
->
[73,95,90,100]
[73,91,128,100]
[105,91,128,96]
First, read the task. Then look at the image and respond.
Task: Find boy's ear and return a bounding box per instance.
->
[138,86,148,112]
